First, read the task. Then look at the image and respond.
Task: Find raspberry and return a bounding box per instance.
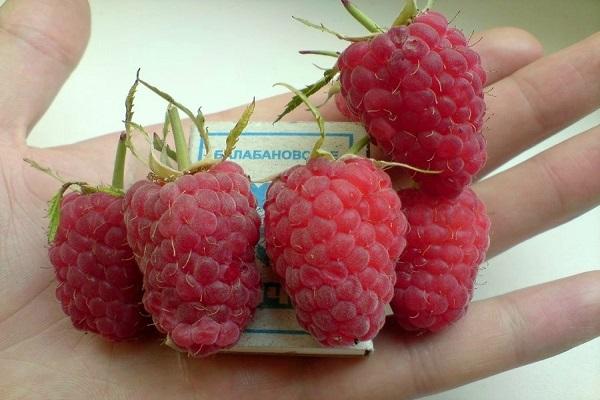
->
[337,11,487,197]
[335,91,359,121]
[124,161,261,356]
[264,156,408,346]
[391,187,490,332]
[49,192,148,341]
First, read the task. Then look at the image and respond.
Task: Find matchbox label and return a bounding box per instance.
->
[195,122,366,179]
[191,122,374,356]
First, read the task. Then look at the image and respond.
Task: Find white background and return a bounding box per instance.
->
[20,0,600,399]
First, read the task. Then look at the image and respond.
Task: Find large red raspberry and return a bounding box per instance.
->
[264,156,408,346]
[123,161,261,356]
[49,192,148,341]
[391,187,490,332]
[337,11,487,197]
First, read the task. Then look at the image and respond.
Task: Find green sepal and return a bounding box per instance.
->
[316,80,341,108]
[274,66,338,123]
[347,135,370,155]
[23,158,66,184]
[274,82,334,160]
[167,104,191,170]
[153,132,177,162]
[292,16,379,42]
[95,185,125,197]
[392,0,419,27]
[137,77,211,158]
[299,50,341,58]
[47,188,65,244]
[222,98,255,161]
[124,74,139,133]
[149,151,183,181]
[46,181,122,243]
[111,132,128,190]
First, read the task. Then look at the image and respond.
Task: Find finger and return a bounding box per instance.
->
[0,0,90,143]
[482,32,600,175]
[394,271,600,399]
[475,125,600,257]
[302,271,600,400]
[471,27,543,85]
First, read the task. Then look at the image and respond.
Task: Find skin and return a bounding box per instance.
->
[0,0,598,399]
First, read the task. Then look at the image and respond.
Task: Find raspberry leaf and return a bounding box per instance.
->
[222,98,255,161]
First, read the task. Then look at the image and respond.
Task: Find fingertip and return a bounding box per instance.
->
[473,27,544,85]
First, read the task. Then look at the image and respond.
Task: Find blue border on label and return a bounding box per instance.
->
[198,131,354,160]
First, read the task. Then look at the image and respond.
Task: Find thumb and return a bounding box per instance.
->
[0,0,90,144]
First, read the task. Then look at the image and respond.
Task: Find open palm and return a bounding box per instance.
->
[1,1,598,399]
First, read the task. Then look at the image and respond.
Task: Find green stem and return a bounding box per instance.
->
[341,0,384,33]
[111,132,127,189]
[299,50,341,57]
[347,135,369,155]
[168,105,191,170]
[392,0,418,26]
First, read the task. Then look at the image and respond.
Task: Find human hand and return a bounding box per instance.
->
[0,0,598,399]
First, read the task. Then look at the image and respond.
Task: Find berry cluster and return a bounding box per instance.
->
[33,1,491,357]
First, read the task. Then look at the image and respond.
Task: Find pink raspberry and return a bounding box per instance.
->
[391,187,490,332]
[49,192,148,341]
[337,11,487,197]
[335,91,359,121]
[264,156,408,346]
[123,161,261,356]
